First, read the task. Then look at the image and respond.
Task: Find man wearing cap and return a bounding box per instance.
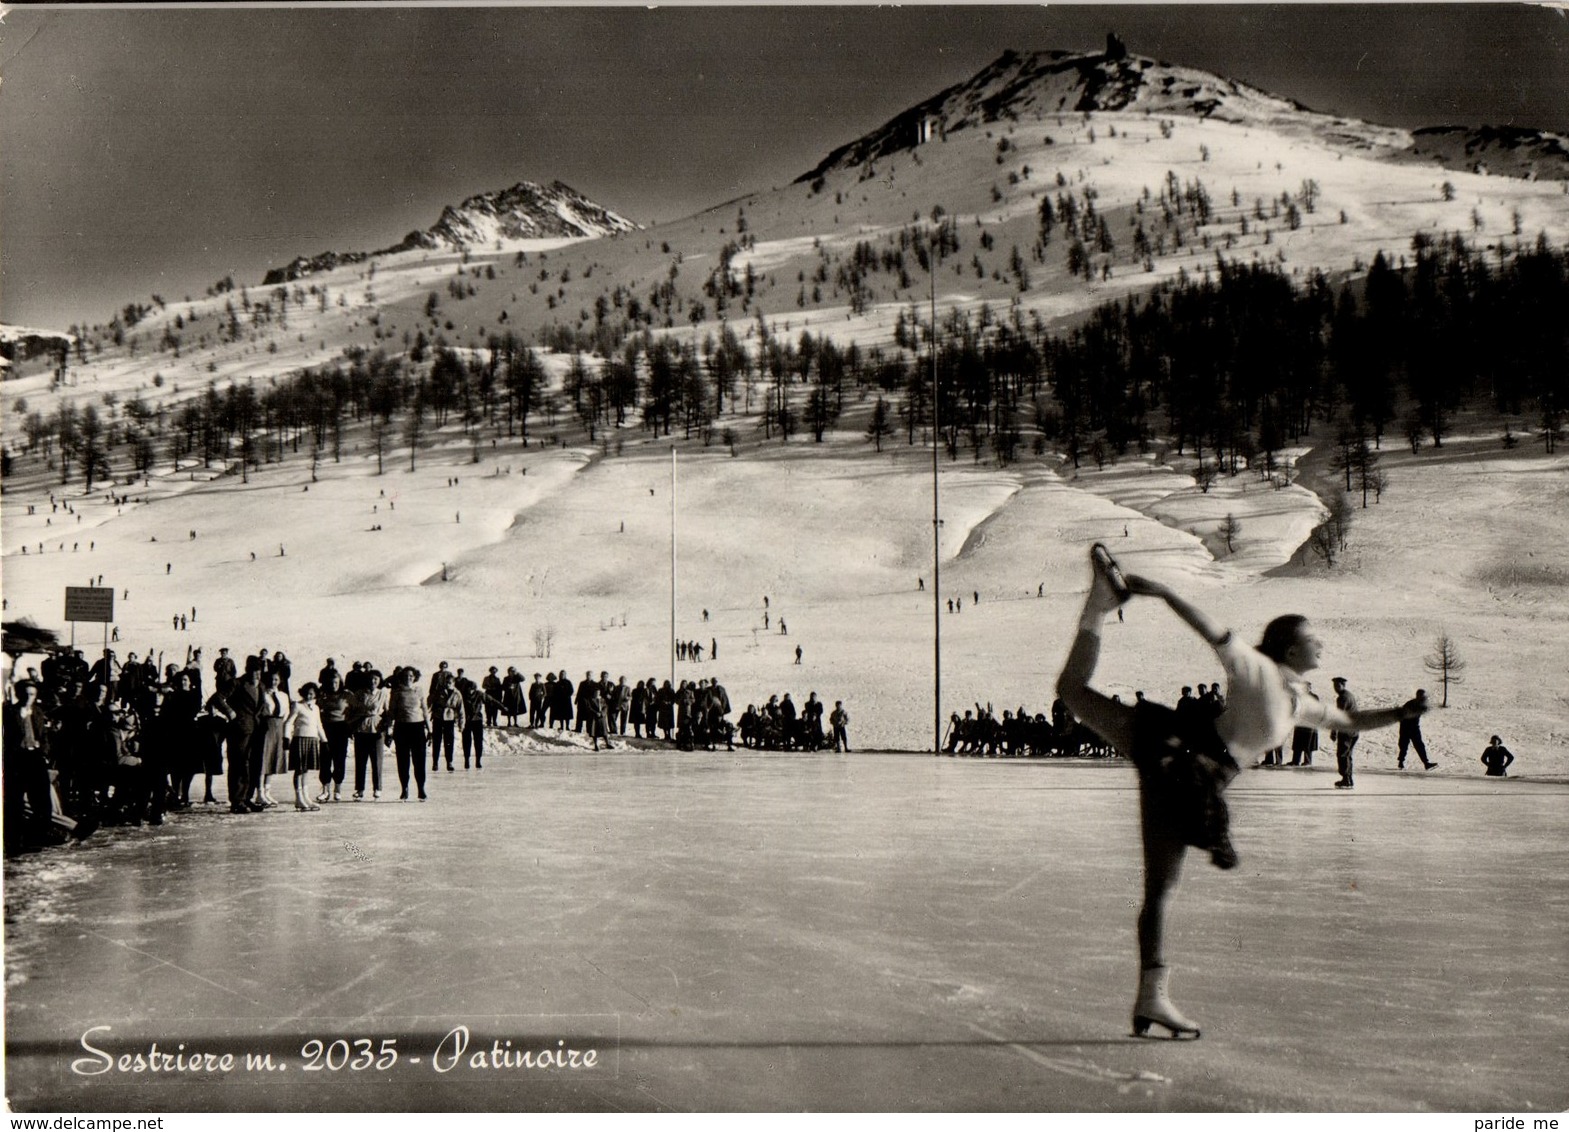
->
[1330,677,1358,788]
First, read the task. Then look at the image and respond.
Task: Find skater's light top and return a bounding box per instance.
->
[1213,620,1351,759]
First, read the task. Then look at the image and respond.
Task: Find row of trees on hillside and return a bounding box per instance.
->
[9,233,1563,498]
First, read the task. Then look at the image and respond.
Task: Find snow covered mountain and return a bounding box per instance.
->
[264,180,638,284]
[798,37,1566,183]
[412,179,640,249]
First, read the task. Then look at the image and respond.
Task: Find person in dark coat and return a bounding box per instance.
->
[779,693,798,750]
[458,675,491,768]
[212,648,238,696]
[223,660,267,813]
[502,668,525,726]
[155,670,202,815]
[1398,690,1437,770]
[1288,724,1318,767]
[4,684,58,853]
[630,680,648,738]
[195,684,233,805]
[574,671,596,733]
[1480,736,1515,777]
[1329,676,1359,788]
[524,672,544,728]
[655,680,676,741]
[552,670,575,731]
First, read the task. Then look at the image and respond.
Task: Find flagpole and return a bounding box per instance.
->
[670,446,678,689]
[930,235,942,756]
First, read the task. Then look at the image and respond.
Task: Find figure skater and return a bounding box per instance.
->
[1055,545,1424,1039]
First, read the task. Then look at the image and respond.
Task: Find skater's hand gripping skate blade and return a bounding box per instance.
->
[1090,543,1132,604]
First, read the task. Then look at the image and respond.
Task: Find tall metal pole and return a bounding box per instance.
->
[931,239,942,756]
[670,446,678,689]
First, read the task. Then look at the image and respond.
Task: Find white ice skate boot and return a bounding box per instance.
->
[1132,965,1201,1040]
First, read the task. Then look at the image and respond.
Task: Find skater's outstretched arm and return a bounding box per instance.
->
[1125,575,1229,648]
[1057,570,1136,756]
[1339,699,1425,734]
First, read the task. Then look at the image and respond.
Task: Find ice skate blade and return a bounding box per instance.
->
[1132,1015,1201,1040]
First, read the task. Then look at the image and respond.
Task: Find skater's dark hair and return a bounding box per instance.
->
[1257,614,1308,662]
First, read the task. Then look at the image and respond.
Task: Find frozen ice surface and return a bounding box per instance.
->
[5,744,1566,1112]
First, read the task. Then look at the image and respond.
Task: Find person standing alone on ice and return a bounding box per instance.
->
[1330,677,1359,789]
[830,701,850,752]
[1398,690,1437,770]
[1055,544,1425,1040]
[1480,736,1514,777]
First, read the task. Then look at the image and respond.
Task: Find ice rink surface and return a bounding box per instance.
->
[5,748,1566,1112]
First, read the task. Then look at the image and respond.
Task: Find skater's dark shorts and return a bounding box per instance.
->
[1129,700,1239,854]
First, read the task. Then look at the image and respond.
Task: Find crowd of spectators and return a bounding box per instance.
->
[736,692,850,751]
[944,684,1228,758]
[4,643,853,856]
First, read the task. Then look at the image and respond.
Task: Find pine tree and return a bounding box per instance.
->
[1423,634,1466,707]
[865,396,894,453]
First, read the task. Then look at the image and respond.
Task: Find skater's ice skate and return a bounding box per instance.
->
[1132,966,1201,1040]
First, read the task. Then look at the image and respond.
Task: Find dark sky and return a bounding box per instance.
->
[2,4,1565,330]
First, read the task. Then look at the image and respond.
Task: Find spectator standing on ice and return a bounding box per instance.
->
[315,668,353,803]
[830,701,851,752]
[1289,718,1318,766]
[4,683,56,853]
[505,668,527,727]
[553,670,575,732]
[457,674,489,769]
[283,683,324,812]
[1330,677,1359,789]
[213,648,237,696]
[587,683,613,751]
[612,677,632,735]
[266,652,290,696]
[384,667,429,801]
[428,670,465,773]
[1398,690,1437,770]
[154,670,201,816]
[656,680,676,740]
[349,669,387,800]
[195,683,233,806]
[427,661,452,704]
[574,671,596,733]
[801,693,825,748]
[779,693,798,747]
[256,669,291,808]
[1480,736,1515,777]
[516,671,538,728]
[482,667,504,727]
[225,658,266,813]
